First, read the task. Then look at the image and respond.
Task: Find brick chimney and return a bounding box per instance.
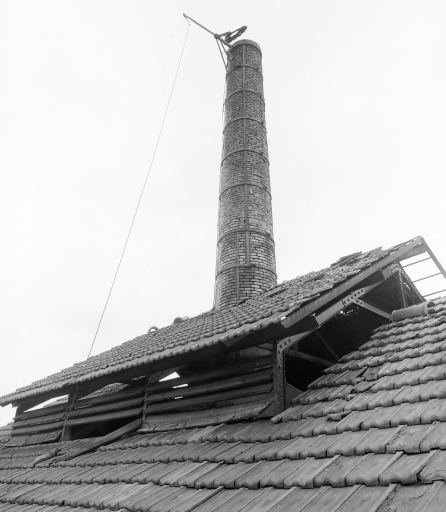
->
[214,40,277,308]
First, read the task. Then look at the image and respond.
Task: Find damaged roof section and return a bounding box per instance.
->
[2,297,446,510]
[0,237,432,409]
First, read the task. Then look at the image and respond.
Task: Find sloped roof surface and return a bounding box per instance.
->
[0,425,12,447]
[2,296,446,511]
[0,241,414,406]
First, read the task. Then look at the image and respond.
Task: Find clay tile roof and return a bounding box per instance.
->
[2,295,446,510]
[0,238,422,407]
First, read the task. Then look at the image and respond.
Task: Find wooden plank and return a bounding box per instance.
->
[65,406,142,427]
[69,384,145,408]
[68,396,144,418]
[146,367,273,402]
[13,410,66,428]
[15,402,68,421]
[6,430,61,447]
[12,420,64,434]
[145,381,273,414]
[141,399,272,432]
[146,356,273,393]
[52,418,142,462]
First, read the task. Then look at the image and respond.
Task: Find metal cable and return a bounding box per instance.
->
[58,20,191,443]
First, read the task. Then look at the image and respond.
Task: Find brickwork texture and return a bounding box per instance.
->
[214,40,277,309]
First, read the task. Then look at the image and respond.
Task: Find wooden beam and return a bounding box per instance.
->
[145,382,272,414]
[286,350,333,367]
[65,407,142,427]
[145,368,272,402]
[146,356,272,393]
[313,330,339,361]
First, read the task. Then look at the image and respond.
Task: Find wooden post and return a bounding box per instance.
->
[273,342,285,414]
[60,427,72,442]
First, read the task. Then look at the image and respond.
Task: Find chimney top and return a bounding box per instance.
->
[231,39,262,52]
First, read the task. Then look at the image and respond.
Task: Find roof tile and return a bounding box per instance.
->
[383,481,442,512]
[345,453,402,486]
[387,424,436,454]
[354,426,401,455]
[192,488,244,512]
[283,456,338,488]
[419,397,446,423]
[419,421,446,451]
[389,401,432,427]
[337,484,396,512]
[269,486,324,512]
[325,430,370,457]
[378,451,436,485]
[419,450,446,483]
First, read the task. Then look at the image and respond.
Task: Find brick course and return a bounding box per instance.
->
[214,40,276,308]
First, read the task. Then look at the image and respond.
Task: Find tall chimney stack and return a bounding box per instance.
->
[214,40,277,308]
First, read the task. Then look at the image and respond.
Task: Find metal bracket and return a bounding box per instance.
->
[389,263,401,274]
[352,298,391,319]
[342,288,366,307]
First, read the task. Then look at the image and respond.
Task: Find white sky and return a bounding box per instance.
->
[1,1,446,427]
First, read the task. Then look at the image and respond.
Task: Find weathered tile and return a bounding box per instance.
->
[298,486,357,512]
[124,484,183,512]
[201,488,268,512]
[354,427,401,455]
[336,409,375,433]
[419,398,446,423]
[213,443,254,464]
[379,451,436,485]
[421,380,446,400]
[389,401,432,427]
[386,425,435,454]
[254,440,296,461]
[419,422,446,451]
[326,430,370,457]
[380,481,442,512]
[237,487,294,512]
[235,460,286,489]
[418,450,446,483]
[194,463,239,489]
[362,405,405,429]
[345,453,402,486]
[341,484,396,512]
[214,463,257,489]
[192,489,245,512]
[283,456,338,488]
[112,482,162,510]
[393,383,429,405]
[269,486,325,512]
[313,455,366,487]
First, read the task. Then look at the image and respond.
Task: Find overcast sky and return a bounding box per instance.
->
[1,1,446,426]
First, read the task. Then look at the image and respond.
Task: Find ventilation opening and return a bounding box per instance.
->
[69,414,140,440]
